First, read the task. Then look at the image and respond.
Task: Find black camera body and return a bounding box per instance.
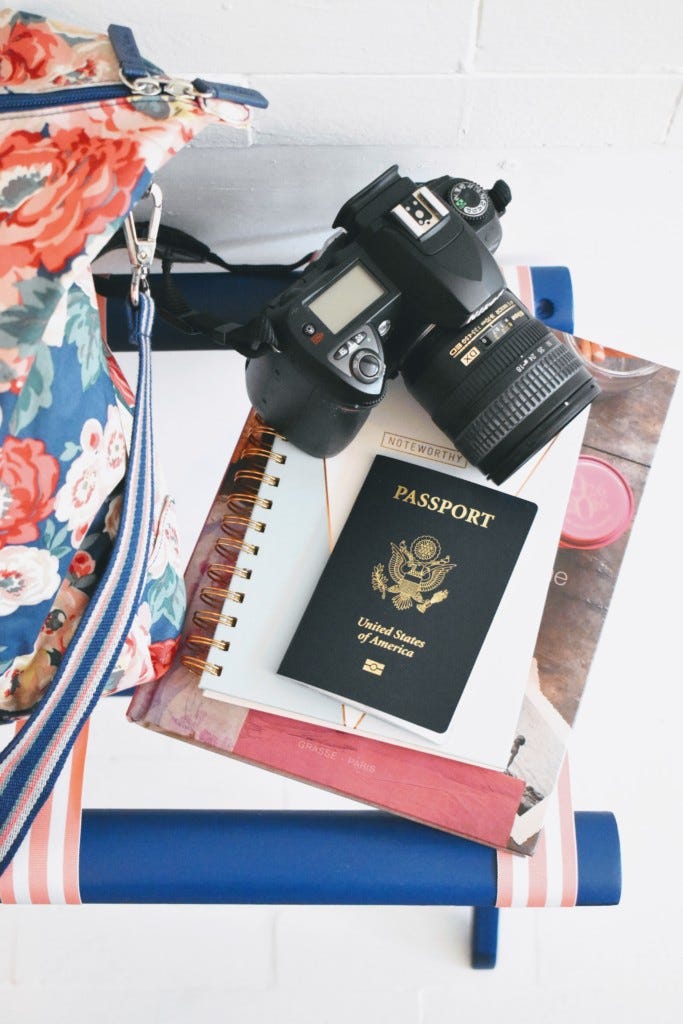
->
[245,239,400,457]
[245,166,599,483]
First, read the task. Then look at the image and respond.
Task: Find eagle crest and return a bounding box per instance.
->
[371,535,455,613]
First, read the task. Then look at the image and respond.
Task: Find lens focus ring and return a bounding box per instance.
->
[446,318,549,416]
[452,344,582,464]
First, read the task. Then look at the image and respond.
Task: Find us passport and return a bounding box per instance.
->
[279,455,537,739]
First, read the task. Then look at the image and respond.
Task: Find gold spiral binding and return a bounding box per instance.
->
[225,491,273,513]
[207,562,252,582]
[247,423,286,445]
[185,634,230,653]
[242,446,287,465]
[234,468,280,488]
[192,609,237,630]
[200,586,245,607]
[181,655,222,677]
[221,513,266,534]
[215,535,259,558]
[181,420,286,678]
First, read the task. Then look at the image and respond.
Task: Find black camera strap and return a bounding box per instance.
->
[95,223,313,356]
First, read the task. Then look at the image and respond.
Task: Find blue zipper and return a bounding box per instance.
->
[0,83,133,113]
[0,22,267,115]
[0,79,268,114]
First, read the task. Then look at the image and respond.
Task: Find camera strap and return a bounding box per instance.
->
[95,223,313,356]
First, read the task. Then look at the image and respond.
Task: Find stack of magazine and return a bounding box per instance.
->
[128,266,678,855]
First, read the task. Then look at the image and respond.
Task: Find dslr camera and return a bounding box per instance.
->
[243,165,600,483]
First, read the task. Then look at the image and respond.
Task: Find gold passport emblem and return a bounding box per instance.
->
[363,659,385,676]
[371,534,456,613]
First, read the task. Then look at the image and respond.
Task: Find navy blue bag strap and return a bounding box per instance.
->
[0,294,157,874]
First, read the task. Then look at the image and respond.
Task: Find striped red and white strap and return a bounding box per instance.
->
[0,720,89,904]
[496,757,578,908]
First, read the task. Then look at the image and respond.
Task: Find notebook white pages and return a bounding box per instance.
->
[198,374,586,770]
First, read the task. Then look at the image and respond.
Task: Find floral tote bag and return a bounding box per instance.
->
[0,9,266,872]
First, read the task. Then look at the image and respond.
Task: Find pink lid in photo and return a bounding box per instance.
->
[560,455,635,550]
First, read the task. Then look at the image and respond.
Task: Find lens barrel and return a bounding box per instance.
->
[400,290,600,484]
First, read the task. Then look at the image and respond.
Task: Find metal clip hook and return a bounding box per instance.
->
[123,182,163,306]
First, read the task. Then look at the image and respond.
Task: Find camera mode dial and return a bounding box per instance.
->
[449,179,491,226]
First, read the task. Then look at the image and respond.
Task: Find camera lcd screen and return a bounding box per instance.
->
[308,263,386,334]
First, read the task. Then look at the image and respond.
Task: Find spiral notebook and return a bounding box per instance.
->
[184,370,585,768]
[130,266,682,853]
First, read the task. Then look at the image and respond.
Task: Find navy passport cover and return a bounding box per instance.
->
[279,456,537,734]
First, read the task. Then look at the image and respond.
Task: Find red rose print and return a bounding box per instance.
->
[0,436,60,548]
[149,636,181,679]
[68,550,96,578]
[0,20,61,85]
[105,350,136,407]
[0,125,147,280]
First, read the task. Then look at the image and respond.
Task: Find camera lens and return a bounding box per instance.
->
[400,289,600,484]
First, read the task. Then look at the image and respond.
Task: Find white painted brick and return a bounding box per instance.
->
[422,909,681,1024]
[0,909,17,986]
[83,701,289,810]
[665,89,683,142]
[14,905,274,989]
[461,75,680,147]
[186,0,478,76]
[30,0,477,75]
[249,74,469,146]
[152,145,516,257]
[275,905,472,984]
[477,0,683,74]
[0,988,164,1024]
[417,913,541,1016]
[82,747,291,810]
[115,347,253,562]
[154,985,420,1023]
[221,72,683,149]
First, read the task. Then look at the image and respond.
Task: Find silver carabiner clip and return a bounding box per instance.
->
[123,182,163,306]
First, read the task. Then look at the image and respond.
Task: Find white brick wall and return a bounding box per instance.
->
[23,0,683,154]
[3,3,683,1022]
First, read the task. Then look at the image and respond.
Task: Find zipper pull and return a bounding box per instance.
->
[108,24,153,83]
[108,23,167,96]
[108,22,268,108]
[123,183,163,307]
[108,23,175,97]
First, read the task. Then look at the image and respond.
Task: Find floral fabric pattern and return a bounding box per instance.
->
[0,9,252,716]
[0,125,148,290]
[0,11,118,91]
[0,435,59,545]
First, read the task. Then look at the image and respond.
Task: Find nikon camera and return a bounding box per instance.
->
[244,166,599,484]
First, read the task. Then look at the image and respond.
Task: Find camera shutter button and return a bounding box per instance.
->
[351,349,383,383]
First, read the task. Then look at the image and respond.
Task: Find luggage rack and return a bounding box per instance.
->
[91,267,621,969]
[78,806,621,969]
